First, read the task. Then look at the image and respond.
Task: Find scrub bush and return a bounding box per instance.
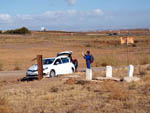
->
[4,27,31,35]
[0,63,3,71]
[140,56,150,65]
[0,97,10,113]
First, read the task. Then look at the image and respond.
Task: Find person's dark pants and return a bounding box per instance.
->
[86,62,91,69]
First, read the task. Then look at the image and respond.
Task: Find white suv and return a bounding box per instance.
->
[26,55,75,78]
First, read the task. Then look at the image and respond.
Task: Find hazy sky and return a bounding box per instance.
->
[0,0,150,31]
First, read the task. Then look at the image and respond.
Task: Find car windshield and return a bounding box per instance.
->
[43,58,55,65]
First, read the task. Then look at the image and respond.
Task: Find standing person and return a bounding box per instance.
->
[72,59,78,72]
[82,50,91,69]
[69,54,78,72]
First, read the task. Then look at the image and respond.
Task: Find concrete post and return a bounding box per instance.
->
[123,65,140,82]
[106,66,112,78]
[128,65,134,77]
[37,55,43,80]
[86,69,92,80]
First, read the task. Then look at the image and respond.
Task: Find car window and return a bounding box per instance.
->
[43,58,55,65]
[54,59,62,65]
[61,58,69,63]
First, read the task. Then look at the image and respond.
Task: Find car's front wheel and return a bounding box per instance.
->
[50,70,55,77]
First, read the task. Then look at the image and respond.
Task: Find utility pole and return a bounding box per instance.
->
[126,37,129,65]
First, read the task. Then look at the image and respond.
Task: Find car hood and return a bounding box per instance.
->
[28,64,37,71]
[28,64,50,71]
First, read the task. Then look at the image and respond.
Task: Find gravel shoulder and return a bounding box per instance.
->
[0,67,104,78]
[0,70,26,77]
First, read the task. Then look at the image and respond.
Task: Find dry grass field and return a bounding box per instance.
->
[0,30,150,113]
[0,31,150,71]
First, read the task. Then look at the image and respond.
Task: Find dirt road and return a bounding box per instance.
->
[0,67,106,78]
[0,70,26,82]
[0,70,25,77]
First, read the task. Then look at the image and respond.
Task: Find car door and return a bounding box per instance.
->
[61,57,71,74]
[53,58,63,75]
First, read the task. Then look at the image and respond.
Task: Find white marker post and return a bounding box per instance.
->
[128,65,134,77]
[124,65,140,82]
[86,69,92,80]
[106,66,112,78]
[96,65,120,81]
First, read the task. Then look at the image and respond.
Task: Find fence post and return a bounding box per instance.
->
[106,66,112,78]
[37,55,43,80]
[128,65,134,77]
[86,69,92,80]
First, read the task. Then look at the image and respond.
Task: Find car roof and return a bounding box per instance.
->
[57,51,72,57]
[56,55,70,59]
[43,57,55,60]
[58,51,72,54]
[44,56,69,60]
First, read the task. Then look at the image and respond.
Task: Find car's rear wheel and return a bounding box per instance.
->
[50,70,55,77]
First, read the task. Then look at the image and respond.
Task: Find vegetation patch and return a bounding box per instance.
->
[95,55,119,67]
[0,96,10,113]
[3,27,31,35]
[13,63,21,70]
[140,56,150,65]
[0,63,3,71]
